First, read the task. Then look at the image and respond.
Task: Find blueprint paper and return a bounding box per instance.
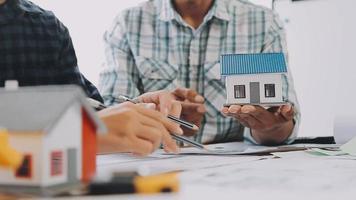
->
[341,136,356,156]
[97,152,262,178]
[180,151,356,192]
[176,142,307,155]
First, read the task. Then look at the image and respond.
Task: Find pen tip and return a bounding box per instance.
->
[192,125,199,131]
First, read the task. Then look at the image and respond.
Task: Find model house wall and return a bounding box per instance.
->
[81,109,98,182]
[0,132,43,186]
[226,74,284,105]
[42,102,82,187]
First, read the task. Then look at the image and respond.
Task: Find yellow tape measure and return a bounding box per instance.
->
[0,129,24,170]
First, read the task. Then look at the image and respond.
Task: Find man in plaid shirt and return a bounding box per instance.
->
[99,0,301,145]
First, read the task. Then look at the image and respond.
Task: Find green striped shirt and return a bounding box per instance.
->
[99,0,300,144]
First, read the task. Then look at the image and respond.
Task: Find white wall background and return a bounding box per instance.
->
[31,0,147,85]
[275,0,356,137]
[31,0,356,138]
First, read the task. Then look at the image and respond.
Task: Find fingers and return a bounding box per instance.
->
[181,102,206,114]
[138,118,179,153]
[137,90,178,116]
[97,133,129,154]
[228,105,242,114]
[135,112,179,153]
[239,113,263,129]
[157,91,175,116]
[137,111,172,135]
[221,105,242,118]
[134,105,182,153]
[240,105,273,125]
[280,104,294,121]
[236,117,250,128]
[221,105,271,129]
[224,110,250,127]
[169,101,182,118]
[221,104,295,132]
[98,104,180,155]
[221,106,229,115]
[161,132,180,153]
[130,137,155,156]
[97,131,155,157]
[135,125,163,151]
[134,105,184,135]
[173,88,205,103]
[134,124,179,154]
[172,87,192,101]
[137,103,157,110]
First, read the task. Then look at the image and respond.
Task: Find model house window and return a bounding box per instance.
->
[234,85,246,99]
[51,151,63,176]
[15,154,32,179]
[265,84,276,98]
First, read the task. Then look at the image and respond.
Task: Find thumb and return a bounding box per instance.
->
[158,92,174,116]
[280,105,294,121]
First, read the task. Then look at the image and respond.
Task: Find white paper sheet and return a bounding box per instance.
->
[174,142,320,155]
[341,136,356,156]
[94,146,356,199]
[180,150,356,192]
[334,115,356,144]
[97,150,264,178]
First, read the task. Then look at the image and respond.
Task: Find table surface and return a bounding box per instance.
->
[3,148,356,200]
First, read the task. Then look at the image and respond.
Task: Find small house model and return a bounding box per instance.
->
[220,53,288,106]
[0,85,106,192]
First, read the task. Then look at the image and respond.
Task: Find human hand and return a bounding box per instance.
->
[97,102,183,156]
[172,88,206,136]
[221,104,295,145]
[137,90,181,117]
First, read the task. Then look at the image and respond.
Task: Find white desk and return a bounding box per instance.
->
[84,152,356,200]
[14,149,356,200]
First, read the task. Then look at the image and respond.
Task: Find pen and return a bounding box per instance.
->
[87,98,206,150]
[170,133,205,150]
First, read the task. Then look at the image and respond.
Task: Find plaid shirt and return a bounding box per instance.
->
[0,0,102,102]
[99,0,300,144]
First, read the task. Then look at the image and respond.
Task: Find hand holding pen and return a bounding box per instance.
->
[95,101,184,155]
[89,90,206,151]
[116,95,205,150]
[122,90,205,149]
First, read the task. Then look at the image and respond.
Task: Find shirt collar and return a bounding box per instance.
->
[158,0,175,22]
[17,0,43,14]
[214,0,230,22]
[158,0,230,22]
[0,0,42,25]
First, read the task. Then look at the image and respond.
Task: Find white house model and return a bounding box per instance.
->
[220,53,289,106]
[0,85,106,194]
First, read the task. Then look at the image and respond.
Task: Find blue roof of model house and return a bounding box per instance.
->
[220,53,287,76]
